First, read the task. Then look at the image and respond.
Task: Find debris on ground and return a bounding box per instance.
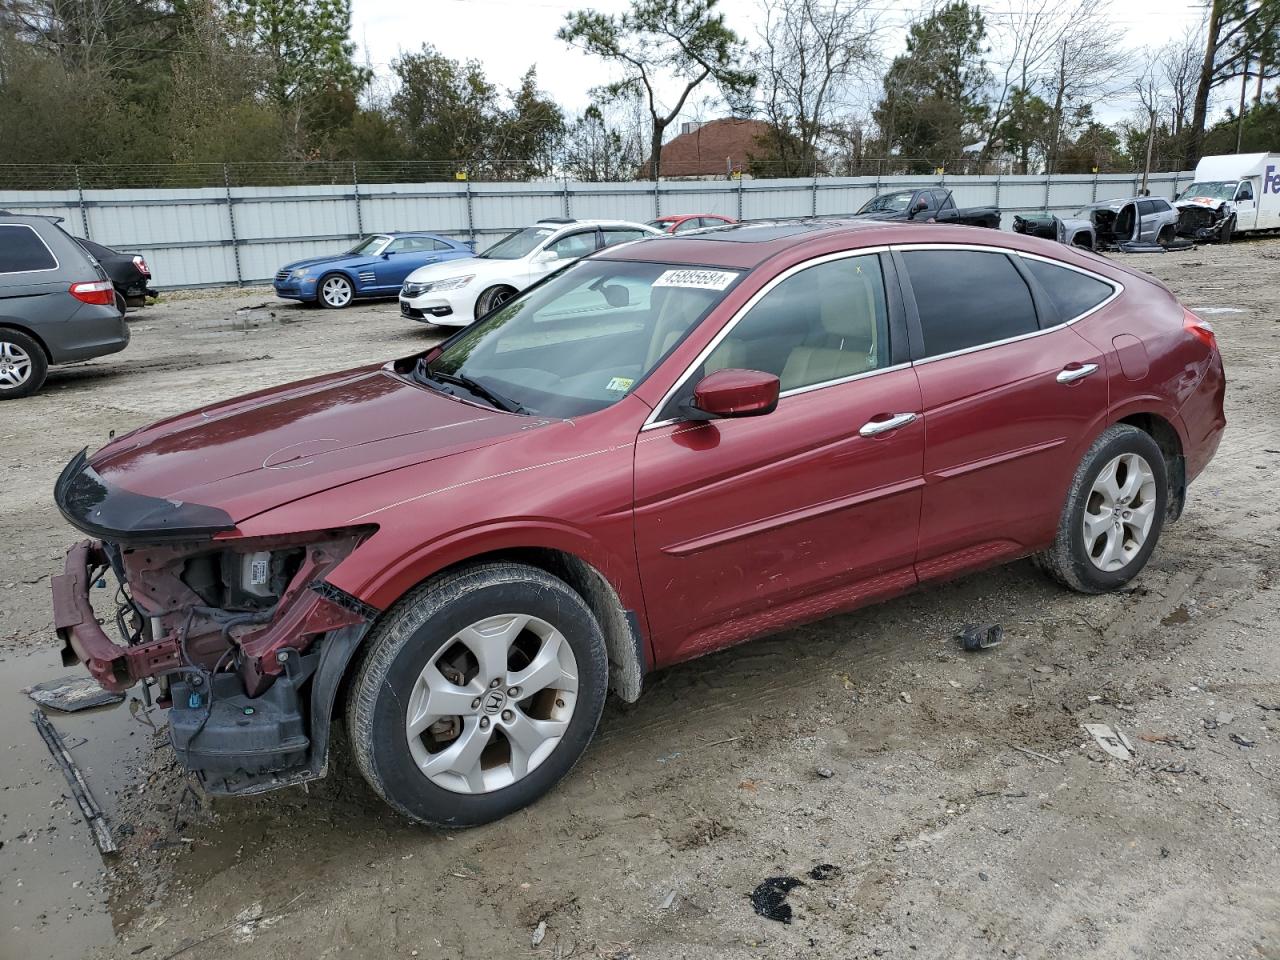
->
[531,920,547,947]
[1082,723,1133,761]
[31,709,117,854]
[815,766,834,779]
[24,674,124,712]
[750,876,804,924]
[1009,744,1062,765]
[956,623,1003,652]
[1229,734,1257,748]
[808,864,841,882]
[658,889,677,910]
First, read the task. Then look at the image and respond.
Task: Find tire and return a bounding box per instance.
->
[1157,224,1175,247]
[1035,424,1168,594]
[0,329,49,400]
[114,291,128,315]
[1220,216,1235,244]
[318,273,355,309]
[346,562,608,827]
[474,284,517,320]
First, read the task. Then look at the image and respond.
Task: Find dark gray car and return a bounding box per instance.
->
[0,214,130,399]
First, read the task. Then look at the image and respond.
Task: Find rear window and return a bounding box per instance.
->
[903,250,1038,357]
[1023,258,1115,323]
[0,224,58,273]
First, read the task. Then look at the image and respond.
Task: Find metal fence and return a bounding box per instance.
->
[0,169,1196,290]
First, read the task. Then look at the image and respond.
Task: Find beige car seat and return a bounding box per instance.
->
[779,263,881,390]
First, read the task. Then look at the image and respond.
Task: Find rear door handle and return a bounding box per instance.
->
[1056,363,1099,384]
[859,412,918,437]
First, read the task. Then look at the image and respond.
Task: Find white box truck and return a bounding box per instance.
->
[1175,153,1280,241]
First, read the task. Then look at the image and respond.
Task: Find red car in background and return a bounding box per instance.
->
[53,220,1225,827]
[648,213,736,234]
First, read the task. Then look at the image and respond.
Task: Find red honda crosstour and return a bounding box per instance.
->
[54,219,1225,826]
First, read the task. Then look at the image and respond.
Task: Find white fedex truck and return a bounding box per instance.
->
[1175,153,1280,242]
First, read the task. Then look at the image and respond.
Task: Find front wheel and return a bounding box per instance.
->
[318,273,354,309]
[1035,424,1168,594]
[474,284,517,319]
[346,563,608,827]
[1220,216,1235,244]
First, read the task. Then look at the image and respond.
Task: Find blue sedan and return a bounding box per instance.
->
[273,233,474,309]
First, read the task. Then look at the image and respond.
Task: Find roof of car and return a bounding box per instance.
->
[597,218,900,267]
[595,217,1130,278]
[536,218,654,229]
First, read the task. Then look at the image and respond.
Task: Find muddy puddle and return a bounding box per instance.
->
[0,646,151,959]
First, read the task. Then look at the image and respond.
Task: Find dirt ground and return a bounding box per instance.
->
[2,240,1278,960]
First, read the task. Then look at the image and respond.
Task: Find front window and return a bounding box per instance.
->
[419,260,743,419]
[347,235,391,256]
[1178,181,1236,201]
[858,191,914,214]
[479,226,557,260]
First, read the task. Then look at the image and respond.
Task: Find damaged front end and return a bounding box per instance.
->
[1176,202,1228,241]
[52,450,378,795]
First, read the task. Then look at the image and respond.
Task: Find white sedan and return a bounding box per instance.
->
[399,218,661,326]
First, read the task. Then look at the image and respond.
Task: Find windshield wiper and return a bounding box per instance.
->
[415,359,527,414]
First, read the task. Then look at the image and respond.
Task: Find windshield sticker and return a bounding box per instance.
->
[653,268,739,291]
[606,376,634,392]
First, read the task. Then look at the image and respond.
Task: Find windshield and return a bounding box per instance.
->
[858,191,914,214]
[347,235,390,256]
[421,260,742,419]
[479,226,557,260]
[1178,181,1236,201]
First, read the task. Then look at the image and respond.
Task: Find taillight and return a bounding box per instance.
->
[69,280,115,306]
[1183,308,1216,350]
[132,255,150,277]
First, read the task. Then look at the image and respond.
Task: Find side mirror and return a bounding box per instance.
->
[681,368,779,421]
[533,249,559,264]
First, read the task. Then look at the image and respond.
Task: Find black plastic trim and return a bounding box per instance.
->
[54,448,235,543]
[309,580,381,622]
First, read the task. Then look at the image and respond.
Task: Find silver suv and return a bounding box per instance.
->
[0,214,130,399]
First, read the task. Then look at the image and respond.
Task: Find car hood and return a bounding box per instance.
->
[81,366,530,526]
[1175,196,1228,209]
[280,253,381,274]
[405,255,519,284]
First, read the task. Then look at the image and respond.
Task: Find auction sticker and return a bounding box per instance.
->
[653,269,739,290]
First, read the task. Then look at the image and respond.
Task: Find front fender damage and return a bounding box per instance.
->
[54,531,379,796]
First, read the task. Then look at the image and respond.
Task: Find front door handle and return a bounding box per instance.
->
[859,412,918,437]
[1056,363,1099,384]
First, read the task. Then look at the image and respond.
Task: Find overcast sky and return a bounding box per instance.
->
[351,0,1215,128]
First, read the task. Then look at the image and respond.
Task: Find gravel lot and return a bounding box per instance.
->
[2,240,1278,960]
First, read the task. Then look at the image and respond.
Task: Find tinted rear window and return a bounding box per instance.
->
[0,224,58,272]
[1023,258,1115,322]
[903,250,1038,357]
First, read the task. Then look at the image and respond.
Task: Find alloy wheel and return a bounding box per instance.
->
[0,341,33,388]
[405,613,579,794]
[1083,452,1157,571]
[321,276,353,307]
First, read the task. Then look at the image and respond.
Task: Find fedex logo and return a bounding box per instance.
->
[1266,165,1280,195]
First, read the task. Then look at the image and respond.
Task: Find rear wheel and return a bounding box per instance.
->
[0,329,48,400]
[1035,425,1168,594]
[347,563,608,827]
[318,273,354,309]
[474,284,517,319]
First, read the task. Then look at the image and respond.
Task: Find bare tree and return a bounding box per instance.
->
[1040,3,1127,173]
[978,0,1059,166]
[753,0,882,175]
